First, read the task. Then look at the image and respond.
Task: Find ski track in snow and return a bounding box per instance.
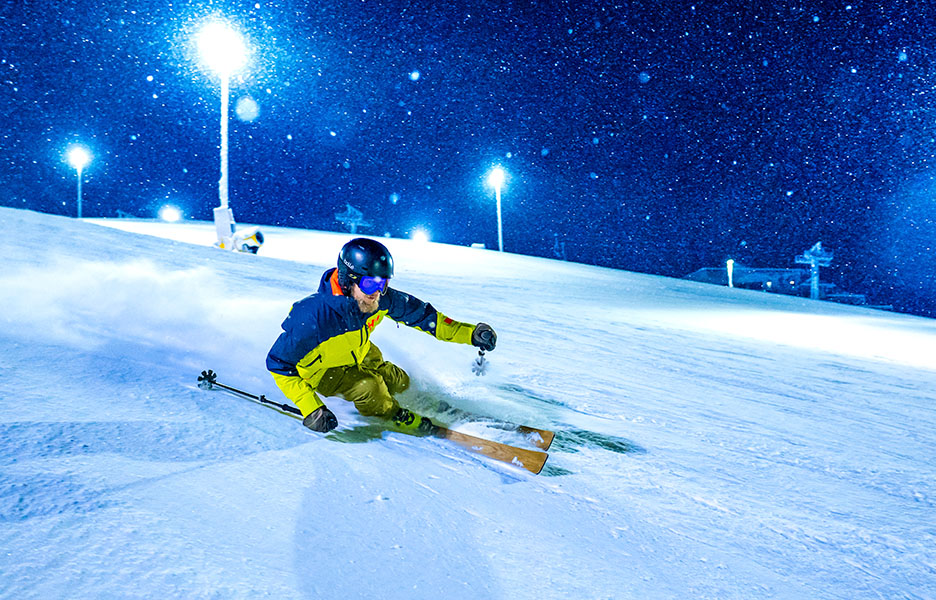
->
[0,209,935,599]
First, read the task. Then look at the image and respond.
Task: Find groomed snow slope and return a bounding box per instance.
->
[1,207,934,599]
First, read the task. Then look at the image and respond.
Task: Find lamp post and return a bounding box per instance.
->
[196,20,247,246]
[66,145,92,219]
[487,166,506,252]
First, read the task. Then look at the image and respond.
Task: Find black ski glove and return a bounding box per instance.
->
[303,405,338,433]
[471,323,497,352]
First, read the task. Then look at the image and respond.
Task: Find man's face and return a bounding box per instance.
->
[351,282,381,314]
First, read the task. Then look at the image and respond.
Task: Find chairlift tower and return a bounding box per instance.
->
[552,233,567,261]
[795,241,833,300]
[335,204,373,234]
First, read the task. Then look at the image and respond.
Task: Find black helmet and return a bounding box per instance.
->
[337,237,394,281]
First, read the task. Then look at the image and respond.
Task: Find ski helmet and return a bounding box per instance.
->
[337,238,394,289]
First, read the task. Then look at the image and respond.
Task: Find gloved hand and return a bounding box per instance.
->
[471,323,497,352]
[302,405,338,433]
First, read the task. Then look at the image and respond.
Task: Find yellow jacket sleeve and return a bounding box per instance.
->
[434,312,476,345]
[270,372,325,417]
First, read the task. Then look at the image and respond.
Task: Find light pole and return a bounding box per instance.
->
[487,166,506,252]
[66,145,92,219]
[196,20,247,246]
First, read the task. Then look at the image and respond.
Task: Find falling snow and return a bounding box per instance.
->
[1,1,935,317]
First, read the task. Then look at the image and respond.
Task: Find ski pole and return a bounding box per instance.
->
[197,370,302,416]
[471,350,488,376]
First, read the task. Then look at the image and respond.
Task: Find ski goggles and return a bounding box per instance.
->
[356,275,389,295]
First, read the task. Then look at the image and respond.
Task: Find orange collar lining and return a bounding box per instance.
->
[329,270,345,296]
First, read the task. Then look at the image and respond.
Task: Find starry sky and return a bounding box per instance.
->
[3,1,935,316]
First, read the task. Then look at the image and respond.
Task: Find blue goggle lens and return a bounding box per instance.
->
[358,276,388,295]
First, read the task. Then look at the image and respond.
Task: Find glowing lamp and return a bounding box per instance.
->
[197,22,247,75]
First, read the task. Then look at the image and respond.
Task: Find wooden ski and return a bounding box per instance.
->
[514,426,555,451]
[435,427,549,474]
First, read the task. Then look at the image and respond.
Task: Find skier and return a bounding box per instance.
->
[266,237,497,434]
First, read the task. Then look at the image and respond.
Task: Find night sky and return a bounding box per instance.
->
[3,1,935,316]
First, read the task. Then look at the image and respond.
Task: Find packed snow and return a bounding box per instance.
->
[1,207,935,599]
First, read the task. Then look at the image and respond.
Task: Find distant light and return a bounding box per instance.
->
[159,205,183,222]
[411,228,430,243]
[409,71,420,81]
[638,71,651,84]
[487,166,506,189]
[66,145,92,171]
[899,51,909,62]
[235,96,260,121]
[389,192,400,205]
[197,21,247,75]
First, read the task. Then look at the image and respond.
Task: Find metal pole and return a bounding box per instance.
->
[496,186,503,252]
[810,262,820,300]
[219,74,230,209]
[76,167,83,219]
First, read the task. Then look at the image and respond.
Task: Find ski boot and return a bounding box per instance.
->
[393,407,440,436]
